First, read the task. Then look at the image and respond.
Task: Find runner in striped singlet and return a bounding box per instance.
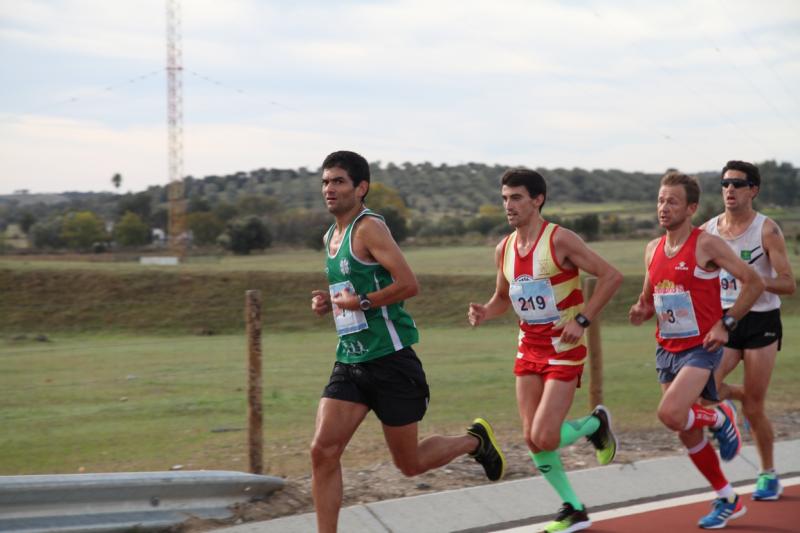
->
[309,151,505,533]
[468,168,623,533]
[629,171,765,529]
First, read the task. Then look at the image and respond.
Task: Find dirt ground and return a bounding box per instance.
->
[178,411,800,531]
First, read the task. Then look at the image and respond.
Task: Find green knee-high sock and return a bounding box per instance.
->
[530,450,583,510]
[559,414,600,448]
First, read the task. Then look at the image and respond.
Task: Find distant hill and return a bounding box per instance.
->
[1,160,796,236]
[0,192,70,207]
[172,160,798,215]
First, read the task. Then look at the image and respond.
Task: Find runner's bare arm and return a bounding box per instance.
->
[552,228,622,344]
[468,239,511,327]
[629,238,658,325]
[555,228,623,322]
[331,217,419,311]
[762,218,796,296]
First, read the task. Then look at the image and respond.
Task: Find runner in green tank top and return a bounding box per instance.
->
[323,207,418,363]
[309,151,506,533]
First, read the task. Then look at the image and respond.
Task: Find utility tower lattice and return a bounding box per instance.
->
[166,0,186,256]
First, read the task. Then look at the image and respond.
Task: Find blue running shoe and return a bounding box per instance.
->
[698,494,746,529]
[752,473,783,501]
[711,400,741,461]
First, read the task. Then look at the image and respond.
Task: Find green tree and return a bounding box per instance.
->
[187,212,224,245]
[236,194,283,216]
[114,211,151,246]
[61,211,107,251]
[573,213,600,241]
[223,216,271,255]
[367,183,409,218]
[187,194,212,213]
[116,192,152,221]
[31,218,65,249]
[468,204,506,235]
[19,212,36,234]
[380,207,408,243]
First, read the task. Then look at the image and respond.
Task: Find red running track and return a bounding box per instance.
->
[589,482,800,533]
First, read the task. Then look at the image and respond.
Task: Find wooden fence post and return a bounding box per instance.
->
[582,277,604,409]
[245,290,263,475]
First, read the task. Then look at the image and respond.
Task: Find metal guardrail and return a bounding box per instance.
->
[0,470,285,533]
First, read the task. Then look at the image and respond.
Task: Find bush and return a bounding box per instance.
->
[114,212,151,247]
[61,211,108,251]
[31,218,65,249]
[222,216,271,255]
[378,207,408,243]
[186,212,225,246]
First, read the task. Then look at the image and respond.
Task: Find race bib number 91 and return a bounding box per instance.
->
[719,269,740,307]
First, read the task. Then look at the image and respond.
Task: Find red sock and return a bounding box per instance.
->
[688,439,728,491]
[686,404,718,430]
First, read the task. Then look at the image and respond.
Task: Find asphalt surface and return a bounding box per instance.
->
[218,438,800,533]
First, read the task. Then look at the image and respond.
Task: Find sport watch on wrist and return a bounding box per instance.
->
[575,313,591,328]
[722,313,738,332]
[358,293,372,311]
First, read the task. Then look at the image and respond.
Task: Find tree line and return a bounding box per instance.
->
[0,160,796,254]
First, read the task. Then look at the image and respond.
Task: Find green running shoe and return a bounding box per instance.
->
[586,404,618,465]
[543,502,592,533]
[466,417,506,481]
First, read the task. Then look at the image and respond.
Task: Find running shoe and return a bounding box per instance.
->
[752,473,783,501]
[586,404,618,465]
[698,494,746,529]
[467,417,506,481]
[711,400,742,461]
[543,502,592,533]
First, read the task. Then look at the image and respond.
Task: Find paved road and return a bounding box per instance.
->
[219,439,800,533]
[500,476,800,532]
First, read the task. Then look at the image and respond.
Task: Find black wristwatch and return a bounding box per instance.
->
[722,313,738,332]
[575,313,591,328]
[358,293,372,311]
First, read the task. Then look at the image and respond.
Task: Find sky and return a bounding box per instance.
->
[1,0,799,195]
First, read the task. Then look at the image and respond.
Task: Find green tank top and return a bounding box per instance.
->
[325,209,419,363]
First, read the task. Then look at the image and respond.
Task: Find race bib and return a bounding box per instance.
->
[719,269,739,307]
[329,281,368,337]
[509,278,560,324]
[654,291,699,338]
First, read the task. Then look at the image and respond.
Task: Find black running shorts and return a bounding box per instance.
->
[322,346,430,426]
[725,309,782,351]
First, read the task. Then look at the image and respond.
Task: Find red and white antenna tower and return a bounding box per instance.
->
[166,0,186,255]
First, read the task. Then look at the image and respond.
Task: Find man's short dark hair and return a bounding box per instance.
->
[322,150,371,200]
[501,168,547,211]
[721,160,760,188]
[660,170,700,205]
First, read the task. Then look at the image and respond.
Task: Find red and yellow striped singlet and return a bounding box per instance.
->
[502,222,586,365]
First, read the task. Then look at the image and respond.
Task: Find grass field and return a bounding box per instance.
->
[2,319,799,477]
[3,239,800,277]
[2,242,799,478]
[3,242,800,336]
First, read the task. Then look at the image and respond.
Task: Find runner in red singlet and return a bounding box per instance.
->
[468,168,623,533]
[629,171,765,529]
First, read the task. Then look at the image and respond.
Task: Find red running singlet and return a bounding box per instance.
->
[648,227,722,352]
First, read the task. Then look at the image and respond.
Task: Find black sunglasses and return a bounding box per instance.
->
[720,179,751,189]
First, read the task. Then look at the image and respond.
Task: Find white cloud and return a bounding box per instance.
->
[1,0,798,194]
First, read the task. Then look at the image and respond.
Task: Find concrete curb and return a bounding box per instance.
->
[218,439,800,533]
[0,470,284,533]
